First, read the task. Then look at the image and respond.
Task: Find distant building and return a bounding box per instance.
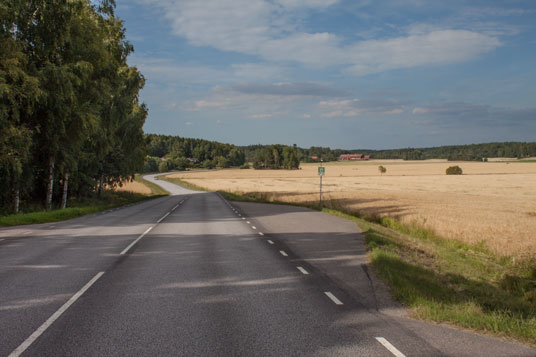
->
[338,154,369,161]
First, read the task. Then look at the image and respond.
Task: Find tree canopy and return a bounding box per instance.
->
[0,0,146,213]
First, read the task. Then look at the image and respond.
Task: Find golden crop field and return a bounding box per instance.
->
[169,159,536,258]
[114,180,152,195]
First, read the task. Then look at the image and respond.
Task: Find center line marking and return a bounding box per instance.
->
[279,250,288,257]
[8,272,105,357]
[267,240,274,244]
[120,226,153,255]
[297,266,309,275]
[375,337,407,357]
[324,291,344,305]
[157,212,171,223]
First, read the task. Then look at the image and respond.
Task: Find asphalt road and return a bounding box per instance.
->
[0,174,534,356]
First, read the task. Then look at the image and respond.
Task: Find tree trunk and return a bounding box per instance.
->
[46,156,55,210]
[98,175,104,196]
[13,187,20,214]
[61,172,70,209]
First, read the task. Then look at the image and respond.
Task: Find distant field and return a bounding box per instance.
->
[169,160,536,258]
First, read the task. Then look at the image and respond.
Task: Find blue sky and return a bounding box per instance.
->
[116,0,536,149]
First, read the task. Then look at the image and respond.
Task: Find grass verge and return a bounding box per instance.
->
[135,174,170,196]
[0,175,168,227]
[187,184,536,346]
[159,176,208,191]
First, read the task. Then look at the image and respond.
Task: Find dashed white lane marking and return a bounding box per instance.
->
[157,212,171,223]
[246,221,250,224]
[375,337,406,357]
[8,272,105,357]
[172,204,179,210]
[251,226,257,230]
[242,217,246,220]
[267,240,274,244]
[238,214,242,216]
[120,226,153,255]
[259,232,264,236]
[324,291,344,305]
[297,266,309,275]
[23,231,32,235]
[279,250,288,257]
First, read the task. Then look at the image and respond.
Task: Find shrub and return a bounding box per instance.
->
[240,163,250,169]
[446,165,463,175]
[378,165,387,175]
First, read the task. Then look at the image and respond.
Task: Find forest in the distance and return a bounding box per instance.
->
[145,134,536,172]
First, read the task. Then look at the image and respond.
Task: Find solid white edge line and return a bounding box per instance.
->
[267,240,274,244]
[157,211,171,223]
[324,291,344,305]
[279,250,288,257]
[297,266,309,275]
[120,226,153,255]
[375,337,407,357]
[8,272,105,357]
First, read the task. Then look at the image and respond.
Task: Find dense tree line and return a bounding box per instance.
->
[0,0,147,213]
[243,142,536,162]
[355,142,536,161]
[250,145,300,169]
[144,134,246,172]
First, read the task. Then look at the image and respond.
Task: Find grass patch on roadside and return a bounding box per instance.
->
[159,176,208,191]
[0,175,168,227]
[175,183,536,346]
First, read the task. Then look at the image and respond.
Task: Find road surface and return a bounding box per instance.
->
[0,174,533,356]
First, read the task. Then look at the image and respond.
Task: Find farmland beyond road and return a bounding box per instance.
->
[0,174,533,356]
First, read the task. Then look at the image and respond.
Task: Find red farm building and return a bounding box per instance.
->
[338,154,370,161]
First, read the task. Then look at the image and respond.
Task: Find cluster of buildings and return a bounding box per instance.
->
[338,154,370,161]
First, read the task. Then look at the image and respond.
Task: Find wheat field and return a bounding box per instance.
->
[169,160,536,258]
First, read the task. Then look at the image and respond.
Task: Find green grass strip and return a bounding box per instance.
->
[0,176,169,227]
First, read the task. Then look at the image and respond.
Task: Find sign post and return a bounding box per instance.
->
[318,162,325,209]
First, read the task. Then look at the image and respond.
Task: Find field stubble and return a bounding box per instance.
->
[169,160,536,258]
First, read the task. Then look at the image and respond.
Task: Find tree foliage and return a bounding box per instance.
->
[0,0,146,213]
[446,166,463,175]
[143,134,246,172]
[241,142,536,163]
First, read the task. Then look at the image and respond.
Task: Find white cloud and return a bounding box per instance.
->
[411,102,536,127]
[135,0,501,74]
[249,113,275,119]
[319,98,408,117]
[345,30,501,75]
